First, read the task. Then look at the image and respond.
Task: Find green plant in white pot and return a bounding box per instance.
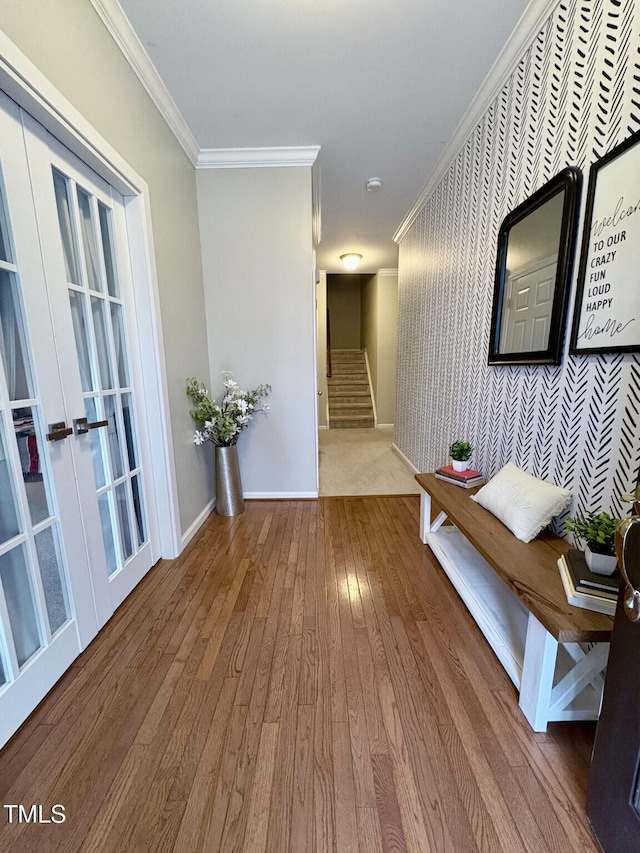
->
[449,440,472,472]
[566,510,621,575]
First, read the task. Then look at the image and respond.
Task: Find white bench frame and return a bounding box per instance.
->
[419,489,610,732]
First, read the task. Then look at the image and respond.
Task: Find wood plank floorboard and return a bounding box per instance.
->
[0,497,600,852]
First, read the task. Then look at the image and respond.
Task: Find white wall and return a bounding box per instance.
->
[0,0,212,539]
[196,166,318,497]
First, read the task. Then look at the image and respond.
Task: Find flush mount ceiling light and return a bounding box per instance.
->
[366,177,382,191]
[340,253,363,271]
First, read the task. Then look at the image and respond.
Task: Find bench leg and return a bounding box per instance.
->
[519,614,558,732]
[547,642,610,722]
[419,490,431,542]
[419,489,447,542]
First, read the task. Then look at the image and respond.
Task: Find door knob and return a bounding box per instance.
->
[616,516,640,622]
[46,421,72,442]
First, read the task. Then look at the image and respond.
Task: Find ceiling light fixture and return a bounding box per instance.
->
[366,177,382,192]
[340,253,363,271]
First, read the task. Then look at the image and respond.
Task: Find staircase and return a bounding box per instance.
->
[328,349,375,428]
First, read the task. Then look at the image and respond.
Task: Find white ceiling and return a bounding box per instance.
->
[117,0,531,273]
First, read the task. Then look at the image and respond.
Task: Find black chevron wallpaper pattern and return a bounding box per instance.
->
[396,0,640,528]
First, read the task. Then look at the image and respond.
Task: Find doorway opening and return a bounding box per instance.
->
[317,271,418,496]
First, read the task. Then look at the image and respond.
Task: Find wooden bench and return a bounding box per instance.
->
[416,473,614,731]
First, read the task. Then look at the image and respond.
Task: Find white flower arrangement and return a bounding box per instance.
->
[187,373,271,447]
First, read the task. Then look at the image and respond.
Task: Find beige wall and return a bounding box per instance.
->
[0,0,212,537]
[361,272,398,426]
[361,274,378,408]
[196,166,318,496]
[376,273,398,426]
[316,271,329,428]
[327,274,363,349]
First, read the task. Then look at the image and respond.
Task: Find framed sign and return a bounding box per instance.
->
[570,128,640,355]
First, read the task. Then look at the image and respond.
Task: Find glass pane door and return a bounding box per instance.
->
[52,169,148,579]
[24,115,155,614]
[0,92,159,748]
[0,94,96,748]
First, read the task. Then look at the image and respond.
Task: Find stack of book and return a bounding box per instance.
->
[434,464,485,489]
[557,548,621,615]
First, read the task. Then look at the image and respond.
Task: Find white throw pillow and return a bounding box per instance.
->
[470,462,571,543]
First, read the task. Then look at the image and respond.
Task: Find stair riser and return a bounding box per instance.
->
[329,403,374,412]
[330,369,368,379]
[330,418,375,429]
[328,375,368,384]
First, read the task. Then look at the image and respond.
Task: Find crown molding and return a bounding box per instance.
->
[0,29,143,195]
[378,268,399,277]
[89,1,321,172]
[89,0,200,166]
[197,146,321,169]
[394,0,559,244]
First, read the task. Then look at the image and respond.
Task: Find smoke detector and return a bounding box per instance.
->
[366,177,382,192]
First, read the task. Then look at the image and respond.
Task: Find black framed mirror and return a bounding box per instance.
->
[488,166,582,365]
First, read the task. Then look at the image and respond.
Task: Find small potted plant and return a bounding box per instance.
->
[566,510,621,575]
[449,440,472,472]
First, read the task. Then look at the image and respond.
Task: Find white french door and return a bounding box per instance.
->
[25,114,155,616]
[0,93,157,747]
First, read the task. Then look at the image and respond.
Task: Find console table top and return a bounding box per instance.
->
[416,473,614,643]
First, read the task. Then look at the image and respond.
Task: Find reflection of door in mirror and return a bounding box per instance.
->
[498,190,565,355]
[499,255,557,353]
[488,166,581,366]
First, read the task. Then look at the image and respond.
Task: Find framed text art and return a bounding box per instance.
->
[570,129,640,355]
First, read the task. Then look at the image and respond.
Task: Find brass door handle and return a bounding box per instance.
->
[46,421,72,442]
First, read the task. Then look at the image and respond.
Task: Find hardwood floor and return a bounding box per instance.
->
[0,497,600,852]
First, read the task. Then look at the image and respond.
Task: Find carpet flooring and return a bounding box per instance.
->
[318,427,421,496]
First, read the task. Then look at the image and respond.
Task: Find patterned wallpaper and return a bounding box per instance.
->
[396,0,640,526]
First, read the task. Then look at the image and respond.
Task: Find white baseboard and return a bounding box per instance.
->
[181,489,319,549]
[376,423,394,429]
[244,491,319,499]
[392,443,419,474]
[318,424,329,430]
[181,498,215,550]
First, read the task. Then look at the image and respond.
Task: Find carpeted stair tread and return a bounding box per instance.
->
[327,350,375,429]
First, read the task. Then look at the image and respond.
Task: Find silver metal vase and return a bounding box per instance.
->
[215,444,245,516]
